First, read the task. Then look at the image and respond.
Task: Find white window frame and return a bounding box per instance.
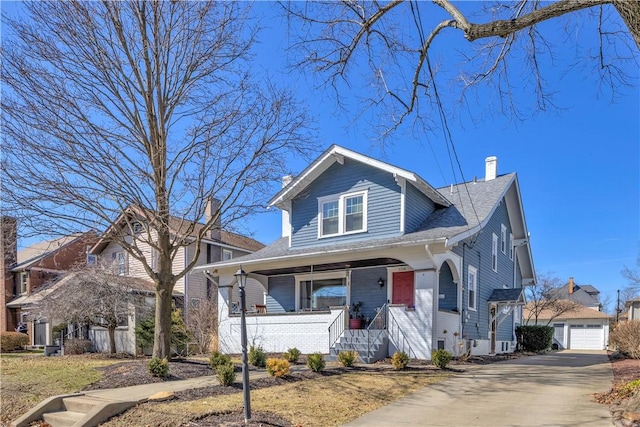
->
[509,233,514,260]
[317,190,368,238]
[467,266,478,311]
[113,251,127,275]
[492,233,498,272]
[500,224,507,254]
[222,249,233,261]
[295,270,348,311]
[19,272,27,294]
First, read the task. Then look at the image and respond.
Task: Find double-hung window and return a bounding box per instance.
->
[112,251,127,275]
[318,191,367,237]
[467,266,477,311]
[501,224,507,254]
[18,272,27,294]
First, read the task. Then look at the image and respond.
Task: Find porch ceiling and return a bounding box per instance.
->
[251,257,403,276]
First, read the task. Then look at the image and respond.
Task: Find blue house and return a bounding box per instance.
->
[194,145,535,361]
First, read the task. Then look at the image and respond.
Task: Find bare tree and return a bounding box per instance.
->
[30,265,152,354]
[284,1,638,137]
[523,271,579,325]
[186,297,219,354]
[622,250,640,288]
[1,2,313,358]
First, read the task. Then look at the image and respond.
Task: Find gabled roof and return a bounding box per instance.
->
[548,282,601,307]
[91,208,264,254]
[13,232,98,272]
[268,145,451,209]
[195,146,534,283]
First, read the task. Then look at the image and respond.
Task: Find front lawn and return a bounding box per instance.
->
[0,353,125,424]
[102,367,450,426]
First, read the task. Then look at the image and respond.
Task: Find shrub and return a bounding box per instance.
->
[216,362,236,386]
[209,351,232,371]
[64,339,91,355]
[135,317,155,353]
[52,322,68,339]
[148,357,170,378]
[337,350,358,367]
[306,352,326,372]
[249,345,266,368]
[391,351,410,370]
[610,320,640,359]
[0,332,29,352]
[516,325,554,352]
[431,349,452,369]
[283,347,301,363]
[266,358,290,377]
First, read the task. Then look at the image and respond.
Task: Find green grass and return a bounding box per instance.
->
[0,354,123,424]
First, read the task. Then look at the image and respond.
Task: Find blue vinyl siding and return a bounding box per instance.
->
[266,276,295,313]
[350,267,389,321]
[290,159,401,248]
[438,262,458,311]
[456,198,519,341]
[404,183,436,233]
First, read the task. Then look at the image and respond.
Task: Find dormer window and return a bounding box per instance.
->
[318,191,367,237]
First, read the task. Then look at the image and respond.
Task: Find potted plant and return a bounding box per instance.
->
[349,302,364,329]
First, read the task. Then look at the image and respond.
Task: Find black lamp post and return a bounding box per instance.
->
[234,267,251,423]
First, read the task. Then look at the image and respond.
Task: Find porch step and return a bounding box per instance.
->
[331,329,389,363]
[42,410,84,427]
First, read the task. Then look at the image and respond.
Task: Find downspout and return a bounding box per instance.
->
[184,246,188,324]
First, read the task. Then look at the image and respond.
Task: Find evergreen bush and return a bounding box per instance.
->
[431,349,452,369]
[283,347,301,363]
[306,352,325,372]
[516,325,554,352]
[216,362,236,386]
[209,351,232,371]
[249,345,267,368]
[337,350,358,367]
[391,351,410,370]
[148,357,169,378]
[266,358,290,377]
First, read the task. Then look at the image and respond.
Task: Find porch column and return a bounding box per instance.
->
[413,269,438,359]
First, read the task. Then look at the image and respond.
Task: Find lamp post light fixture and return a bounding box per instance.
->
[234,267,251,423]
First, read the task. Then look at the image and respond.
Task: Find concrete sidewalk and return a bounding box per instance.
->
[343,350,613,427]
[85,365,311,402]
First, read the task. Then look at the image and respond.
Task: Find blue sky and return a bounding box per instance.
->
[243,3,639,310]
[4,2,638,309]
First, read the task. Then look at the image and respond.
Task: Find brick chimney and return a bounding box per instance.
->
[205,198,222,241]
[569,277,574,294]
[485,156,498,181]
[1,217,17,332]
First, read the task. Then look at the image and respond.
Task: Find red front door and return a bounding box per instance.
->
[392,271,414,307]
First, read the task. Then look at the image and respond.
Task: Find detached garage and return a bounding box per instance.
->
[525,302,611,350]
[568,323,607,350]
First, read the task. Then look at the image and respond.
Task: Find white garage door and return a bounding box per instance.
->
[569,324,603,350]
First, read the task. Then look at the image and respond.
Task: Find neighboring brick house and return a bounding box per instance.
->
[195,145,536,361]
[1,216,98,345]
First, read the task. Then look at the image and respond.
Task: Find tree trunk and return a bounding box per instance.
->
[108,326,117,355]
[153,285,174,359]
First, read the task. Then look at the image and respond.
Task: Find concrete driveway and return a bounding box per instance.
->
[344,350,613,427]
